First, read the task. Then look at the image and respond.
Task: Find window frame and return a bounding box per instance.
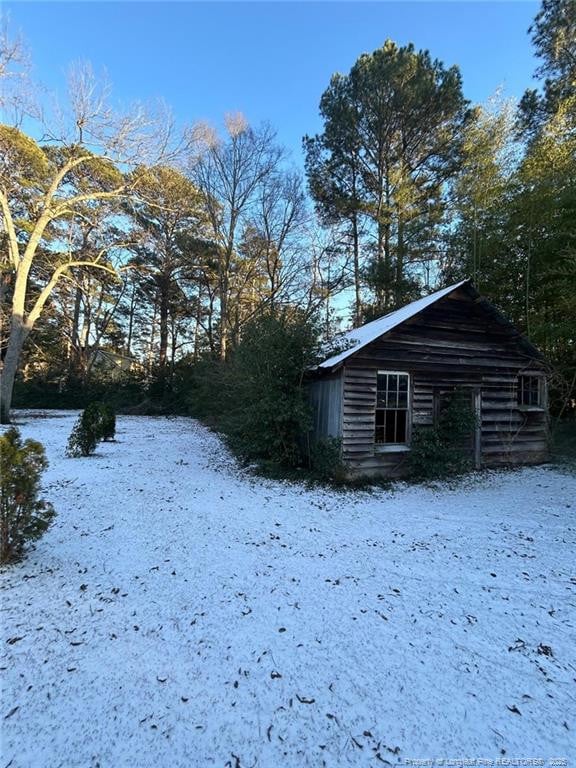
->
[516,373,546,411]
[374,370,412,451]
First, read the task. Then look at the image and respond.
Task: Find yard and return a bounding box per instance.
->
[1,412,575,767]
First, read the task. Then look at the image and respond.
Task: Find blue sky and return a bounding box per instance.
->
[7,1,540,165]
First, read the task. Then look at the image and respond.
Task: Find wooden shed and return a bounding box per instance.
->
[308,280,549,477]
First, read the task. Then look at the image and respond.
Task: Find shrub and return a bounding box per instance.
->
[408,428,447,480]
[0,427,56,564]
[13,370,146,412]
[223,311,321,469]
[183,311,321,471]
[99,403,116,441]
[309,437,347,483]
[66,402,112,457]
[66,414,98,457]
[409,390,478,480]
[182,358,230,424]
[66,402,117,456]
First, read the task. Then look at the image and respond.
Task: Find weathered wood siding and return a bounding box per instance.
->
[480,374,549,466]
[338,288,549,477]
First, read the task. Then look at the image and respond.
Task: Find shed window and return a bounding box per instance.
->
[517,375,544,408]
[375,372,410,445]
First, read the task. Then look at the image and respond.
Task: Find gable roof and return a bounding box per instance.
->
[318,279,471,370]
[318,278,544,371]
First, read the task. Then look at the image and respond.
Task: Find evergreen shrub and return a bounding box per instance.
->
[99,403,116,441]
[309,437,347,483]
[0,427,56,564]
[185,311,321,472]
[66,402,116,457]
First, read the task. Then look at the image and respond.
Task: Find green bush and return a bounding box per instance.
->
[84,402,105,437]
[409,390,478,480]
[99,403,116,441]
[182,358,230,424]
[183,311,321,471]
[66,402,116,457]
[0,427,56,564]
[13,370,147,413]
[66,413,98,457]
[223,311,321,469]
[408,428,448,480]
[309,437,347,483]
[551,418,576,471]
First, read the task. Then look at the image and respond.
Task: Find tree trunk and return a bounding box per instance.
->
[79,306,91,385]
[352,211,361,326]
[383,174,392,311]
[219,274,229,361]
[68,286,83,379]
[170,317,178,381]
[126,285,136,356]
[1,318,30,424]
[207,292,216,356]
[159,291,169,369]
[148,304,158,375]
[395,212,405,308]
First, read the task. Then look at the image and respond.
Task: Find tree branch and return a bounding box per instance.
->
[26,259,118,328]
[0,188,20,270]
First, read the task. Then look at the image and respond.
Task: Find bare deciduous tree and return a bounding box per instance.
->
[189,116,285,359]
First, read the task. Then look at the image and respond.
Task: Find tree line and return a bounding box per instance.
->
[1,0,574,424]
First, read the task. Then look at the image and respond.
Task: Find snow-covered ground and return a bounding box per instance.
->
[1,411,575,768]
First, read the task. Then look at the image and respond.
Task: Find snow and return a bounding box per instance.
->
[1,411,575,767]
[318,280,470,370]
